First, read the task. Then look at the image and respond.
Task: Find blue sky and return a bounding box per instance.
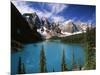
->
[12,1,96,25]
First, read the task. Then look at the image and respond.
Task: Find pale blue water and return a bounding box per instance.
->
[11,40,85,74]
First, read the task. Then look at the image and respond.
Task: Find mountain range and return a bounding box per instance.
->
[23,12,95,39]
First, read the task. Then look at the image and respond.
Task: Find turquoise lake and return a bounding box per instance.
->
[11,40,86,74]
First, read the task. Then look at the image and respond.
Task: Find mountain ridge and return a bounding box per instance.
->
[23,12,95,39]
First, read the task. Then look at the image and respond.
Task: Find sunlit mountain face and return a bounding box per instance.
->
[12,1,96,25]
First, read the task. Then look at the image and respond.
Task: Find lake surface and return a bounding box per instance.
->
[11,40,85,74]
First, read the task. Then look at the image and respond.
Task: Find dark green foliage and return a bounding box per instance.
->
[84,28,96,69]
[39,45,47,72]
[86,28,96,47]
[61,33,85,43]
[85,47,96,69]
[61,49,68,71]
[49,36,61,40]
[17,57,26,74]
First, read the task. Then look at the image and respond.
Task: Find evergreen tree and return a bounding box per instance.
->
[45,67,47,72]
[21,63,26,73]
[61,49,67,71]
[39,45,47,72]
[53,68,55,72]
[71,48,77,70]
[17,57,21,74]
[71,48,74,70]
[84,27,96,69]
[77,57,82,70]
[17,57,26,74]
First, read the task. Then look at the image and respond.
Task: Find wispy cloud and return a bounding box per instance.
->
[48,3,68,15]
[11,1,95,24]
[12,1,35,14]
[51,16,66,22]
[12,1,68,22]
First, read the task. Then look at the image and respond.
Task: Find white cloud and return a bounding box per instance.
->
[12,1,68,22]
[12,1,46,18]
[48,3,68,14]
[12,1,35,14]
[51,16,65,22]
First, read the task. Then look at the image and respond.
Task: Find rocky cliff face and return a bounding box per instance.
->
[11,2,42,44]
[41,17,51,29]
[23,13,51,30]
[61,20,79,33]
[23,12,41,29]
